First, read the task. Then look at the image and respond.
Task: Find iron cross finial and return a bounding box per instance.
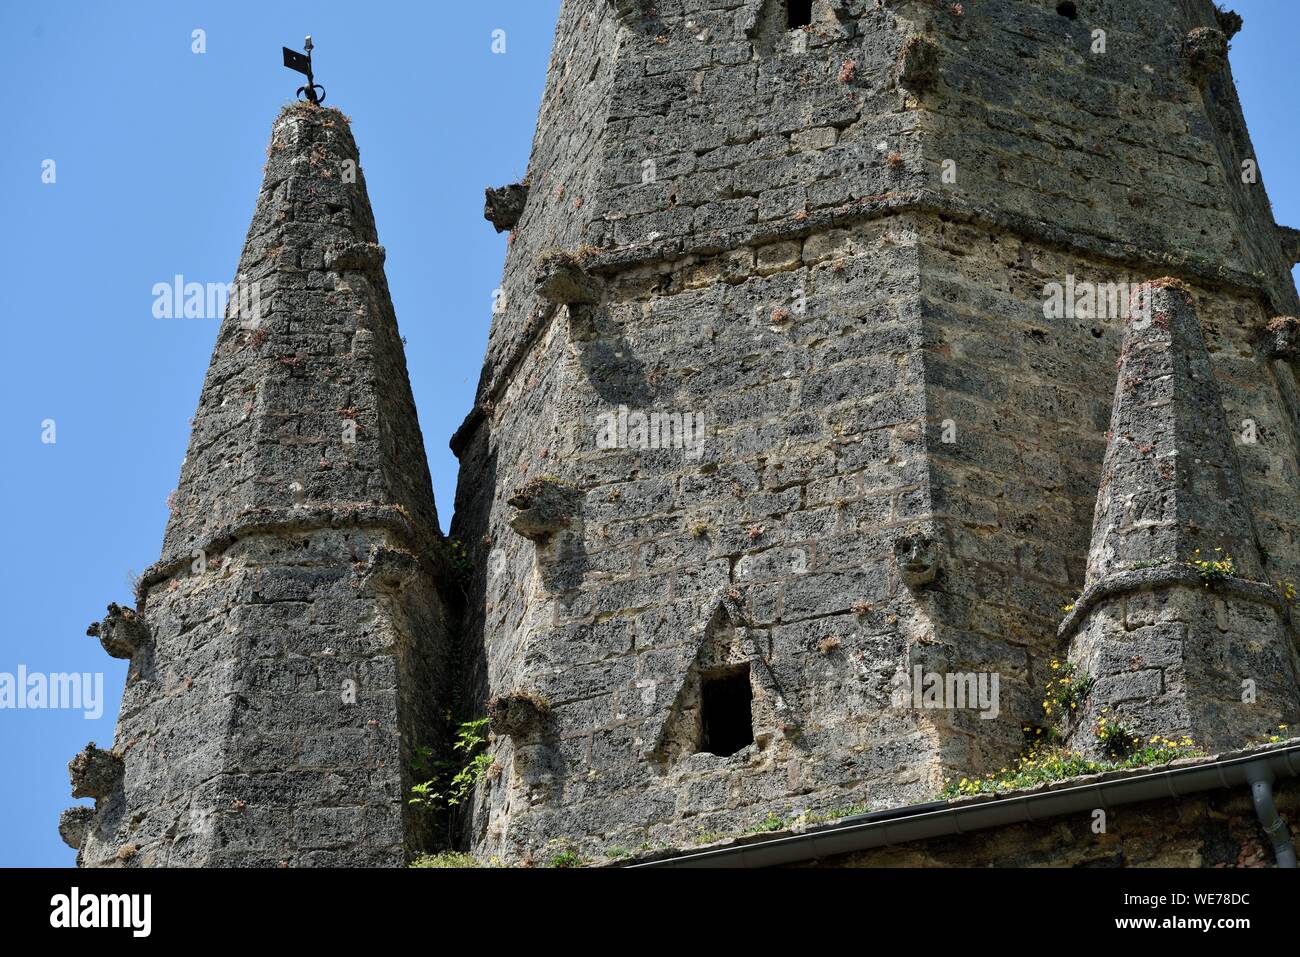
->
[282,37,325,106]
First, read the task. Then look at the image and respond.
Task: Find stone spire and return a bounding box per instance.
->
[1062,282,1300,756]
[66,104,454,867]
[1082,281,1262,587]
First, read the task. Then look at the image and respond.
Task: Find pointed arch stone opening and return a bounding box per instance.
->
[647,594,792,768]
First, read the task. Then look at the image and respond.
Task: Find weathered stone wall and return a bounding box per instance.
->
[453,0,940,865]
[916,0,1295,299]
[919,231,1300,774]
[458,215,956,860]
[465,0,625,406]
[74,105,453,866]
[452,0,1300,863]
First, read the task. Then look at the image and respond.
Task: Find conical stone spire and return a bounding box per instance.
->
[161,104,442,556]
[1082,281,1262,587]
[69,104,453,867]
[1062,282,1300,756]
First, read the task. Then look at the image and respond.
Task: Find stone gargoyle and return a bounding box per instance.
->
[86,603,150,660]
[507,477,582,544]
[894,533,942,589]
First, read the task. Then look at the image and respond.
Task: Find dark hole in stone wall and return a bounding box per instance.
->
[788,0,813,29]
[1056,2,1078,19]
[699,664,754,757]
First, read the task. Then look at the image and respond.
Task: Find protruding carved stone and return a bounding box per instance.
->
[325,241,386,274]
[894,533,940,588]
[507,477,581,543]
[605,0,641,20]
[58,806,96,850]
[897,36,939,93]
[1264,316,1299,361]
[86,603,149,660]
[488,690,552,739]
[357,543,419,593]
[535,253,602,306]
[1183,27,1228,82]
[1214,6,1243,40]
[484,183,529,232]
[1278,225,1300,266]
[68,743,124,800]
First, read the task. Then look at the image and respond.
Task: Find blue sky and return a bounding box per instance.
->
[1,1,1296,867]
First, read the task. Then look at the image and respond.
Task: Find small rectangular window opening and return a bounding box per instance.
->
[788,0,813,29]
[699,664,754,757]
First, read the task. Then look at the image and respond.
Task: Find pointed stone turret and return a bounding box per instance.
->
[1081,281,1263,585]
[1061,282,1300,756]
[75,104,454,866]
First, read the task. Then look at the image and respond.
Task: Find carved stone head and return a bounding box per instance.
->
[894,533,940,588]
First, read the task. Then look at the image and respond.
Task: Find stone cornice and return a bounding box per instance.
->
[1057,564,1285,642]
[451,186,1290,455]
[136,502,447,603]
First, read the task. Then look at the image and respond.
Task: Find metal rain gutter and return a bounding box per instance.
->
[1246,761,1298,868]
[629,744,1300,868]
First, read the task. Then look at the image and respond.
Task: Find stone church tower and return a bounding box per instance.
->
[64,0,1300,867]
[450,0,1300,862]
[65,105,455,866]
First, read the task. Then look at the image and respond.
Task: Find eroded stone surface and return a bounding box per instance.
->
[87,603,149,660]
[69,744,123,800]
[98,0,1300,868]
[449,0,1300,864]
[79,103,454,867]
[59,806,96,850]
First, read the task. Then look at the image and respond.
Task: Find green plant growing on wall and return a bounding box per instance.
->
[940,735,1201,799]
[1188,548,1235,584]
[410,718,492,813]
[1093,709,1139,758]
[409,851,480,868]
[1042,659,1093,722]
[547,849,585,868]
[746,812,789,834]
[1245,724,1292,747]
[440,537,474,586]
[936,663,1209,799]
[1128,558,1170,571]
[1022,723,1061,747]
